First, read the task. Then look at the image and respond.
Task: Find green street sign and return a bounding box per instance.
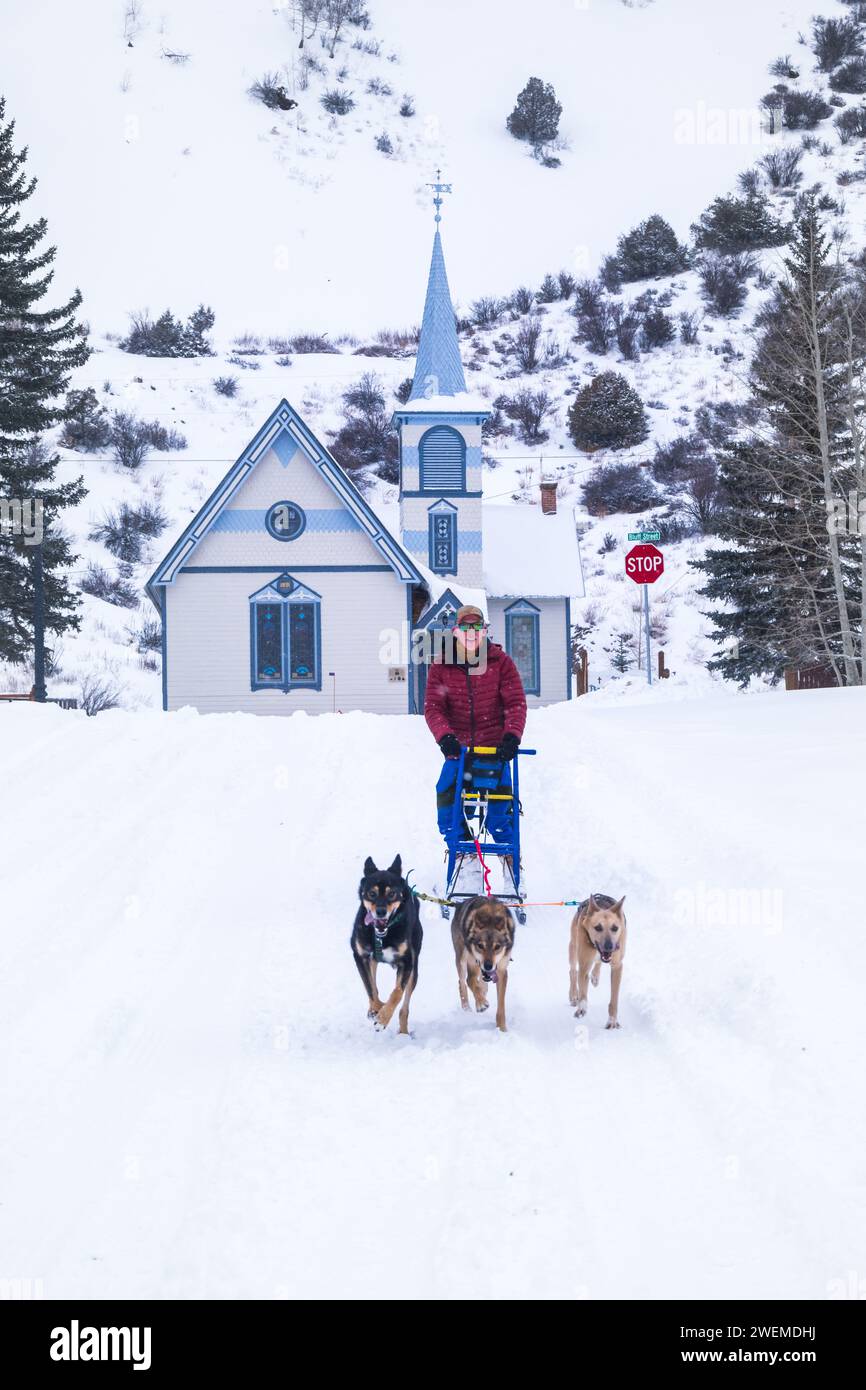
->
[628,530,661,541]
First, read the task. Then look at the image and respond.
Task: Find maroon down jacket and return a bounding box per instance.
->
[424,641,528,749]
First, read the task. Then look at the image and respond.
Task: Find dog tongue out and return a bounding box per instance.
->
[365,911,386,930]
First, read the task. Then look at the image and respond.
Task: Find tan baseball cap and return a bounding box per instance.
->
[455,604,485,625]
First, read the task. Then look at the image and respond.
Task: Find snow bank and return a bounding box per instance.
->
[1,687,863,1297]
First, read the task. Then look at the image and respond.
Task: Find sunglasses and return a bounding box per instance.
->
[456,622,488,632]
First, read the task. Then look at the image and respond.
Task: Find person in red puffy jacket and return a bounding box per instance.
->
[424,604,527,842]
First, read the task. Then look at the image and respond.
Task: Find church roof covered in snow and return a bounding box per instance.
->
[482,504,585,599]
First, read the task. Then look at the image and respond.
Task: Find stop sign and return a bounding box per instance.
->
[625,543,664,584]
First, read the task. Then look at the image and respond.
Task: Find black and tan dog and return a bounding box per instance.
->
[451,895,516,1032]
[568,894,627,1029]
[351,855,422,1034]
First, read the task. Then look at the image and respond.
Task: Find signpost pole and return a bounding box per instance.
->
[643,582,651,686]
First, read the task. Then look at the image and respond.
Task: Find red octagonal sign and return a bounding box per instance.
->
[625,543,664,584]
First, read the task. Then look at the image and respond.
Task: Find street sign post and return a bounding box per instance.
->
[625,543,665,686]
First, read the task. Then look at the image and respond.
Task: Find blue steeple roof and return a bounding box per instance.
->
[409,228,467,401]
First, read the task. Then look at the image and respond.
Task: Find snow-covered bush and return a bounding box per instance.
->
[121,305,215,357]
[471,296,504,328]
[248,73,296,111]
[110,412,149,470]
[498,388,554,444]
[329,373,397,484]
[59,389,112,451]
[79,563,139,608]
[764,87,834,130]
[513,317,543,372]
[568,372,650,452]
[612,214,690,282]
[581,461,657,515]
[829,57,866,92]
[641,306,675,349]
[573,280,614,354]
[812,16,863,73]
[651,433,707,485]
[759,148,803,189]
[612,303,641,361]
[375,131,393,154]
[321,89,355,115]
[537,273,561,303]
[699,253,755,317]
[78,673,123,717]
[691,194,786,254]
[835,105,866,141]
[679,310,702,344]
[769,55,800,79]
[291,333,339,353]
[213,376,239,397]
[89,500,169,564]
[509,285,535,316]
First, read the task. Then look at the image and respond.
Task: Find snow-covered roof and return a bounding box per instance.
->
[482,504,585,599]
[393,391,489,416]
[412,559,488,619]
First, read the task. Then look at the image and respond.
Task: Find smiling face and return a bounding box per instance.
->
[582,895,626,963]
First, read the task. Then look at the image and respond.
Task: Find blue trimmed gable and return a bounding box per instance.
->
[146,399,423,607]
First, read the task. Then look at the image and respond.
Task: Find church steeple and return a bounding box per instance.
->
[410,225,467,401]
[394,176,488,594]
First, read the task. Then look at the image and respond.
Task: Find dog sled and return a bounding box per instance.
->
[441,744,535,925]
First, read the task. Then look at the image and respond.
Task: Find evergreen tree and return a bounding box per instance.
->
[695,200,866,685]
[0,97,89,668]
[605,631,635,673]
[506,78,562,156]
[691,193,787,254]
[614,214,690,282]
[568,371,649,452]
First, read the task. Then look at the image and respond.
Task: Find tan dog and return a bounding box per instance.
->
[451,895,516,1032]
[568,894,627,1029]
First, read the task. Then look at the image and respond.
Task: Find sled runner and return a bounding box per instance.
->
[442,744,536,925]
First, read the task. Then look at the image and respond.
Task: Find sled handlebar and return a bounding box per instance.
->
[466,745,536,756]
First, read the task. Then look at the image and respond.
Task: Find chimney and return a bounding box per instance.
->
[540,479,557,515]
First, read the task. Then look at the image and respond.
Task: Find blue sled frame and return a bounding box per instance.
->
[443,745,536,923]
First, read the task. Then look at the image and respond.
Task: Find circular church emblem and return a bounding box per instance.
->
[266,501,306,541]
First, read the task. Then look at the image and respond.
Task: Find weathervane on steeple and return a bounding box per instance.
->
[427,167,452,224]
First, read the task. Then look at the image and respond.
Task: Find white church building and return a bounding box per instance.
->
[147,213,584,716]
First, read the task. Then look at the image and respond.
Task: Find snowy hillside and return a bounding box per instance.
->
[2,0,829,336]
[4,0,866,705]
[2,689,864,1298]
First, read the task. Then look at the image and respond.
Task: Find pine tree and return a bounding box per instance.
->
[695,199,866,684]
[691,193,787,254]
[506,78,562,156]
[568,371,649,452]
[0,97,89,668]
[615,215,690,282]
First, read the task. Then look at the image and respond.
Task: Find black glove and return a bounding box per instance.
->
[439,733,461,758]
[496,733,520,762]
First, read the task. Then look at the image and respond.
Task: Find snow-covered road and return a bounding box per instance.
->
[2,688,864,1299]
